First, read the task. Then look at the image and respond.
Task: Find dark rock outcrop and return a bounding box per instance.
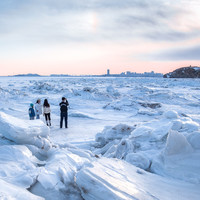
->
[164,66,200,78]
[139,102,161,109]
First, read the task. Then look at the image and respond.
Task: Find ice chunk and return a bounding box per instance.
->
[106,85,115,93]
[130,126,153,139]
[0,145,39,188]
[106,85,120,97]
[126,152,150,170]
[0,179,44,200]
[38,168,61,190]
[182,121,199,132]
[69,112,95,119]
[187,131,200,149]
[151,151,200,184]
[36,147,93,198]
[0,112,51,149]
[164,131,193,155]
[76,158,200,200]
[164,110,178,119]
[171,119,183,131]
[95,124,134,147]
[112,139,134,159]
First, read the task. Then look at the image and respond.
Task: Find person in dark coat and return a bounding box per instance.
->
[43,99,51,126]
[59,97,69,128]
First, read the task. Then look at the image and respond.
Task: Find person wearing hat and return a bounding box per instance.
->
[59,97,69,128]
[29,103,36,120]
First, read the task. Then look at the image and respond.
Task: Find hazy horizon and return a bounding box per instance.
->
[0,0,200,76]
[1,69,165,77]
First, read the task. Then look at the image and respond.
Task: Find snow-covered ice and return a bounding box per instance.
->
[76,158,200,200]
[0,76,200,199]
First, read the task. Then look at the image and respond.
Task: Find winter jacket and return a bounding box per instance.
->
[43,106,51,114]
[29,107,35,118]
[59,100,69,112]
[35,103,42,115]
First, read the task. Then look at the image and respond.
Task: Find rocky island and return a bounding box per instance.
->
[164,66,200,78]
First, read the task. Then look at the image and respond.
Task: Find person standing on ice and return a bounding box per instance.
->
[35,99,42,119]
[29,103,35,120]
[43,99,51,126]
[59,97,69,128]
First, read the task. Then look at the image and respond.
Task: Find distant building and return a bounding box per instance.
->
[126,71,131,76]
[107,69,110,76]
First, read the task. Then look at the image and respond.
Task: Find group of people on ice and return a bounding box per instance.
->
[29,97,69,128]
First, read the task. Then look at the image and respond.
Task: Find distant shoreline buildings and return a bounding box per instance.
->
[104,69,163,77]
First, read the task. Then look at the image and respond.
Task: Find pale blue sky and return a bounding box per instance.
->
[0,0,200,75]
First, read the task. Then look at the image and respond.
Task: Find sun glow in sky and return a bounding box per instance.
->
[0,0,200,76]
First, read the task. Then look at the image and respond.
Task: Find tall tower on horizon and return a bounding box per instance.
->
[107,69,110,75]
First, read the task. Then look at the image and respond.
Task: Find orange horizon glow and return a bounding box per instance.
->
[1,59,199,76]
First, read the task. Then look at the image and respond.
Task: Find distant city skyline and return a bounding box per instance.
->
[11,69,163,77]
[0,0,200,76]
